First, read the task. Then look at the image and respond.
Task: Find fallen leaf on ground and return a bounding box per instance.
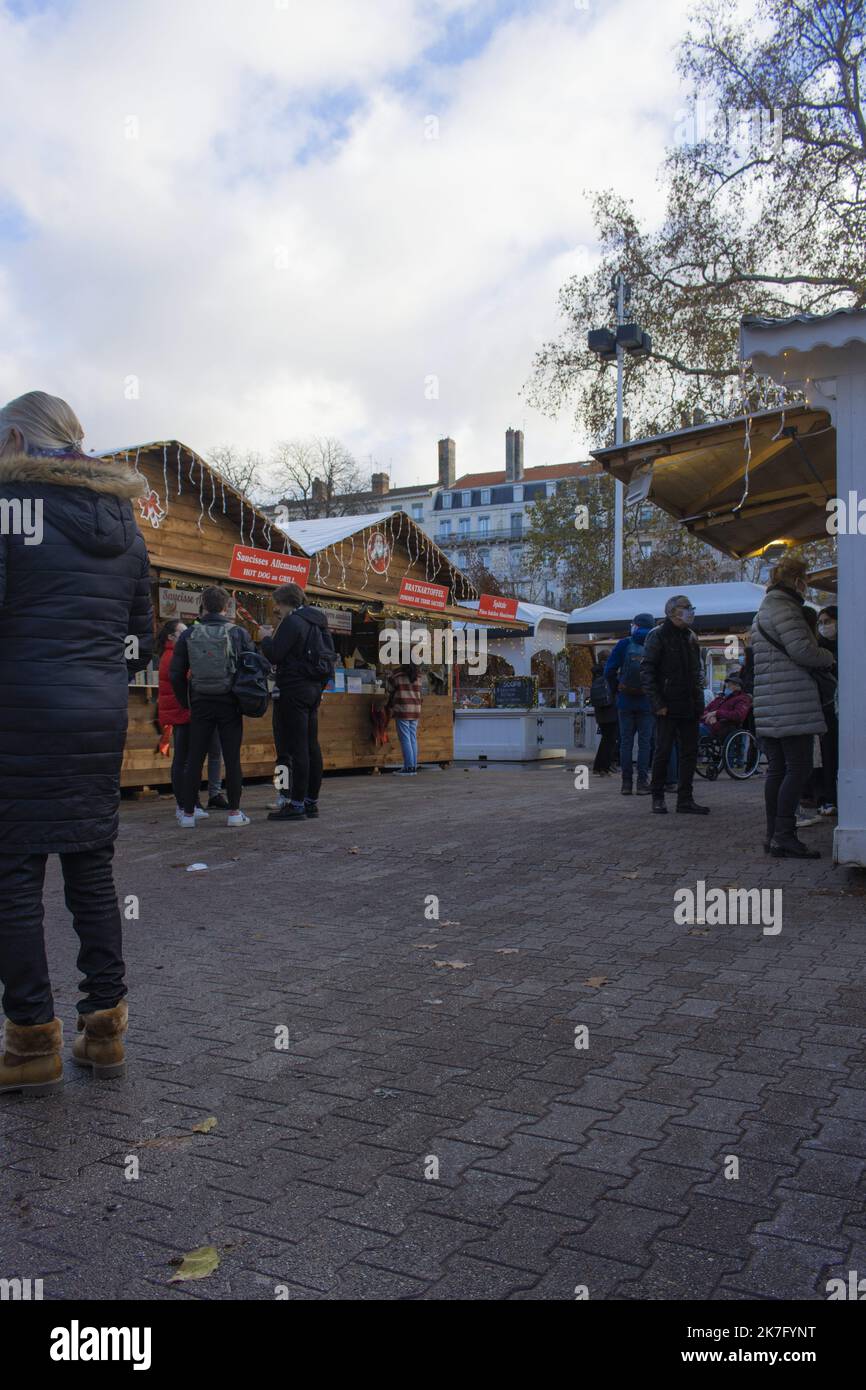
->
[584,976,608,988]
[414,943,437,950]
[438,920,462,927]
[688,929,710,937]
[347,847,360,854]
[191,1117,217,1134]
[434,959,471,969]
[169,1246,220,1283]
[496,948,520,954]
[620,872,639,879]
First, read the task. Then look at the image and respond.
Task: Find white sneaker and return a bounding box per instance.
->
[795,814,820,829]
[818,804,837,818]
[178,813,197,828]
[227,811,250,827]
[267,794,288,811]
[193,806,209,819]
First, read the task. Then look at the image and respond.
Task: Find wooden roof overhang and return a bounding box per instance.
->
[593,405,835,560]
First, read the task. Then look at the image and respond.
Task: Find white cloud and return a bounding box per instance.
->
[0,0,694,483]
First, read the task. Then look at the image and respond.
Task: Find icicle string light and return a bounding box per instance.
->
[196,460,205,532]
[208,471,217,523]
[221,479,227,514]
[176,443,183,495]
[162,444,169,510]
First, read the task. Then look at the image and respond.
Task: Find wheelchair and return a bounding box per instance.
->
[695,723,761,781]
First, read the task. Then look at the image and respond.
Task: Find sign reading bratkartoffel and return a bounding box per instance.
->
[398,577,449,610]
[228,545,311,588]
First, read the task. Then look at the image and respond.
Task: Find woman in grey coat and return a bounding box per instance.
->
[752,556,834,858]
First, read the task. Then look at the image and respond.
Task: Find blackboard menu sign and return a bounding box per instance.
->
[494,676,536,708]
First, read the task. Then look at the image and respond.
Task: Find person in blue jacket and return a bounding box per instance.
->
[605,612,655,795]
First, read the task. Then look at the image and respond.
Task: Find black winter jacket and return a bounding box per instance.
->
[640,618,705,719]
[0,450,153,854]
[260,605,330,691]
[169,614,255,708]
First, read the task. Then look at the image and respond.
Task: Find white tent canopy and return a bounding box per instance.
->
[567,582,766,634]
[277,511,392,554]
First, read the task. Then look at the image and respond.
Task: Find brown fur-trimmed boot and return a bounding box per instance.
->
[0,1018,64,1096]
[72,1000,128,1079]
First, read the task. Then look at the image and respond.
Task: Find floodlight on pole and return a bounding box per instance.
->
[586,272,651,592]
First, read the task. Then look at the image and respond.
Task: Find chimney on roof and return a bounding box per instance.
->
[505,427,524,482]
[438,437,456,488]
[311,477,326,502]
[371,471,389,496]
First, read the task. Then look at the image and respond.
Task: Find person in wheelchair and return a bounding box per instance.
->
[700,671,752,743]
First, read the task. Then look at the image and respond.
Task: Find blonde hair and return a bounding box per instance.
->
[0,390,84,458]
[769,555,807,589]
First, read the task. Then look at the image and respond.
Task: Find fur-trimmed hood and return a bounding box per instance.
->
[0,450,145,557]
[0,450,144,499]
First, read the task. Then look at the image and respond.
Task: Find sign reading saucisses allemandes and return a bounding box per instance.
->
[228,545,311,588]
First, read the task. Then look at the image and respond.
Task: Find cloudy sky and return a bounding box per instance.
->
[0,0,695,488]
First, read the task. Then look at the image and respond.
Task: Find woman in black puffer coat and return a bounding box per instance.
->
[0,391,152,1095]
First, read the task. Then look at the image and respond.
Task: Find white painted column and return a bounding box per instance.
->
[827,364,866,865]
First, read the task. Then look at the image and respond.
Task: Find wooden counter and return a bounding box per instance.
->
[122,688,453,787]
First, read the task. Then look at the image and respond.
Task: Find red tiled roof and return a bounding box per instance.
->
[452,460,598,488]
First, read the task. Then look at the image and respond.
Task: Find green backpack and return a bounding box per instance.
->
[187,622,238,696]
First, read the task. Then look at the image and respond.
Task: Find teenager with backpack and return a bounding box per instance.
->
[260,583,336,822]
[169,586,256,827]
[604,613,655,795]
[589,657,618,775]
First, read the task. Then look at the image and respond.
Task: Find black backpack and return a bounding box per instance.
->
[232,650,272,717]
[590,671,613,708]
[297,616,337,685]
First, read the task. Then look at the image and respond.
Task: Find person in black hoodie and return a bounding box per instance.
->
[0,391,153,1094]
[260,583,335,822]
[640,593,708,815]
[170,587,255,827]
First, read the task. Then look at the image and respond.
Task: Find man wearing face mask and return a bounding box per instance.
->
[640,594,708,815]
[752,557,835,858]
[817,605,839,817]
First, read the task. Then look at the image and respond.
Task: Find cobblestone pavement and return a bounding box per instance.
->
[1,762,865,1301]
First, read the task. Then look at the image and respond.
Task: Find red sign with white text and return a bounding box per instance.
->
[228,545,311,589]
[398,577,449,610]
[477,593,519,621]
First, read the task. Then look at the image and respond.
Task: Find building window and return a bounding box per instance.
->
[441,492,452,509]
[478,516,490,538]
[481,488,491,505]
[412,503,423,521]
[462,491,471,507]
[478,550,490,568]
[510,513,523,538]
[513,484,523,502]
[438,519,451,539]
[638,504,654,525]
[458,516,470,537]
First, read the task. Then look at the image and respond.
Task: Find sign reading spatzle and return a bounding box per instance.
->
[477,594,519,621]
[398,577,448,610]
[228,545,311,589]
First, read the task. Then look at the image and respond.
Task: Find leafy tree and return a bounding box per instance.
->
[527,0,866,446]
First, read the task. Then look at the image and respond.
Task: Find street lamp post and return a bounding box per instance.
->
[587,274,651,592]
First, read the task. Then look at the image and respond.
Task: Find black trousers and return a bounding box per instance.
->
[183,697,244,814]
[273,682,323,804]
[593,721,618,772]
[764,734,813,833]
[651,714,699,800]
[0,843,126,1025]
